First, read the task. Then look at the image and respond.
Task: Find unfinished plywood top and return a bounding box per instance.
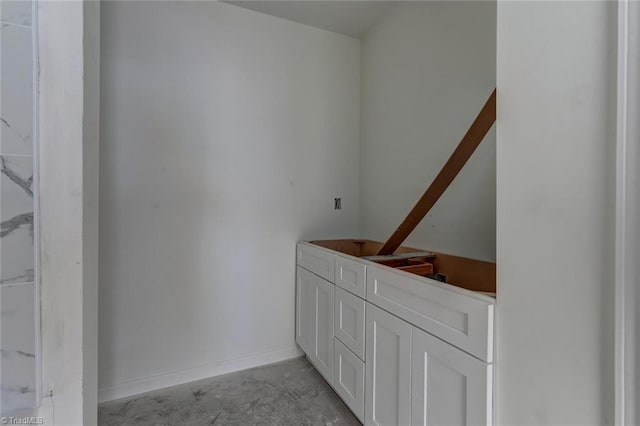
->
[309,239,496,294]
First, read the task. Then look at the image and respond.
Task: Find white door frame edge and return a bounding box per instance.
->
[615,0,638,424]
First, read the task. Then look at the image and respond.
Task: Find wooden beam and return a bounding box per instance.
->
[377,88,497,255]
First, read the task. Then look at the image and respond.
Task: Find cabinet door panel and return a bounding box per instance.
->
[296,267,314,354]
[335,287,366,360]
[334,338,365,422]
[310,275,335,384]
[411,327,492,426]
[365,304,412,426]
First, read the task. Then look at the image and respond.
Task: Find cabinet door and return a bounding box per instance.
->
[365,304,412,426]
[296,267,314,354]
[309,272,335,384]
[411,327,492,426]
[334,286,366,360]
[334,338,365,423]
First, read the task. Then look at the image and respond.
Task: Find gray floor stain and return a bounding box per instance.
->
[99,357,361,426]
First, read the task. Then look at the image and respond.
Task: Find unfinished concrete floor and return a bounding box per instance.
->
[98,357,361,425]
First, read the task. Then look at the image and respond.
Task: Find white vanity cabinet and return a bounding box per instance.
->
[296,241,496,426]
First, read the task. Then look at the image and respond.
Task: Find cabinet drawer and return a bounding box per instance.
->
[367,266,494,362]
[334,287,365,360]
[297,243,335,282]
[335,255,366,298]
[334,339,365,423]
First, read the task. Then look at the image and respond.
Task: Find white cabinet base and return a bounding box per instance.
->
[297,242,495,426]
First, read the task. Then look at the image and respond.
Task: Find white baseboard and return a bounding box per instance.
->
[98,346,304,404]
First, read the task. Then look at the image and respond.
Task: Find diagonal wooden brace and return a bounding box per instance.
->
[377,88,497,256]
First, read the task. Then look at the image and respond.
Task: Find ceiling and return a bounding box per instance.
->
[224,1,399,39]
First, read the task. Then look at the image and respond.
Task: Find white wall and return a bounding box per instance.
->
[496,1,616,424]
[83,0,100,421]
[622,2,640,422]
[37,0,100,424]
[359,1,496,262]
[99,1,360,400]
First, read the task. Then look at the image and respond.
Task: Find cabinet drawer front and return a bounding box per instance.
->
[335,255,366,298]
[297,243,335,282]
[411,327,492,426]
[334,287,366,360]
[367,266,494,362]
[334,339,365,423]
